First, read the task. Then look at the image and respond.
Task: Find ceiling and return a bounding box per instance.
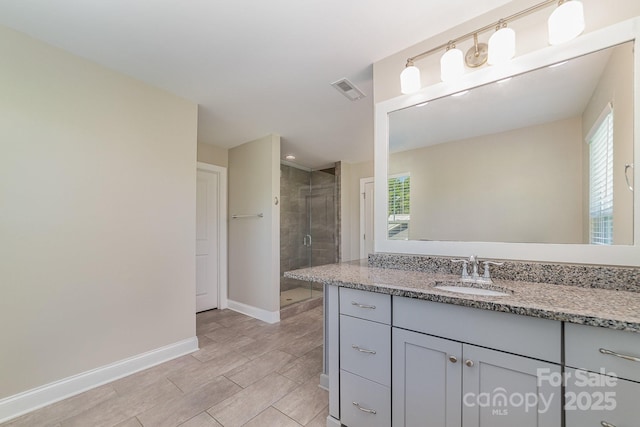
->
[0,0,513,168]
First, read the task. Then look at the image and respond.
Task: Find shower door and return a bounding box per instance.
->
[280,165,338,308]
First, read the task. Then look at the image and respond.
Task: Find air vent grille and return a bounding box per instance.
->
[331,78,366,101]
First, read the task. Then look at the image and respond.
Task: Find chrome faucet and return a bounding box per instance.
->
[452,255,503,284]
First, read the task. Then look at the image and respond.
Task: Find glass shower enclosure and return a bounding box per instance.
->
[280,163,338,308]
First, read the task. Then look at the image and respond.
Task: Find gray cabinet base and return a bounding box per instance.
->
[326,415,341,427]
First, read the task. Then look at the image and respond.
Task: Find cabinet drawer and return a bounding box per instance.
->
[340,288,391,324]
[340,315,390,386]
[565,368,640,426]
[393,297,561,363]
[340,370,390,427]
[565,323,640,382]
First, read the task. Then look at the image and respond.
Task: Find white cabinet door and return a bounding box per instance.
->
[392,328,462,427]
[462,345,562,427]
[565,368,640,427]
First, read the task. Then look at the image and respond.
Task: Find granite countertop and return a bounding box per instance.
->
[284,260,640,332]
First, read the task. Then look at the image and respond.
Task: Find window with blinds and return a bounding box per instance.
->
[388,174,410,239]
[588,104,614,245]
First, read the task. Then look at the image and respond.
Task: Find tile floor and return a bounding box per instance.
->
[3,305,327,427]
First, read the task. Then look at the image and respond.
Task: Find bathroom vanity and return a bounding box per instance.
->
[286,259,640,427]
[286,14,640,427]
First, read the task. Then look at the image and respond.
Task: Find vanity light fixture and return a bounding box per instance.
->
[440,42,465,82]
[399,0,585,93]
[488,20,516,65]
[400,60,422,94]
[548,0,585,45]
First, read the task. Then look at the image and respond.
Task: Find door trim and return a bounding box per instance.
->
[196,162,228,310]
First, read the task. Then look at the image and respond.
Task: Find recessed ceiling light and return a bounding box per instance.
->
[285,154,296,160]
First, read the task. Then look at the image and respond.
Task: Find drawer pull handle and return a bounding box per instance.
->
[352,402,377,414]
[351,301,376,309]
[352,345,376,355]
[599,348,640,363]
[601,422,616,427]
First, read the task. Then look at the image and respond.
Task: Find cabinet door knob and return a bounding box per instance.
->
[449,355,458,363]
[465,359,474,367]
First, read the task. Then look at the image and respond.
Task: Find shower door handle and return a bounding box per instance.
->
[303,234,312,247]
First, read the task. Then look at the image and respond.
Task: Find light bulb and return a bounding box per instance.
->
[548,0,585,45]
[488,27,516,65]
[440,48,464,82]
[400,64,421,94]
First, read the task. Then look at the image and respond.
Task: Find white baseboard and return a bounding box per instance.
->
[227,299,280,324]
[0,336,199,424]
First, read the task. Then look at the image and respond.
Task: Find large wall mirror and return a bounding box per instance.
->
[374,18,640,266]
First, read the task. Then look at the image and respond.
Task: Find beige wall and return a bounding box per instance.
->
[228,135,280,315]
[390,117,584,244]
[0,25,198,398]
[197,142,228,168]
[341,161,374,261]
[582,42,634,245]
[374,0,640,103]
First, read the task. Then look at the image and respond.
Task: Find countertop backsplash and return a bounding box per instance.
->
[368,253,640,293]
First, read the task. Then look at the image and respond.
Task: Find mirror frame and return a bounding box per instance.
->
[374,17,640,266]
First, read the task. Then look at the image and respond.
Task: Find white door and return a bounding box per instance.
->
[196,164,227,312]
[360,178,374,258]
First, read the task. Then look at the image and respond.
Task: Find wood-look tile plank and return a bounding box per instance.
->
[168,350,250,393]
[303,406,329,427]
[277,327,323,358]
[137,376,240,427]
[224,350,297,388]
[111,355,200,396]
[207,372,297,427]
[178,412,222,427]
[3,384,117,427]
[273,377,329,426]
[278,345,323,384]
[114,417,143,427]
[243,407,302,427]
[60,379,181,427]
[191,335,255,363]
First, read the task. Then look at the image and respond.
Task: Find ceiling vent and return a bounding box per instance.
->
[331,78,366,101]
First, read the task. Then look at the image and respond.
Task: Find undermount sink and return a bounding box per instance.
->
[433,281,512,297]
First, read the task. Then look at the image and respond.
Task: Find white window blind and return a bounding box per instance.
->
[388,174,410,239]
[588,104,614,245]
